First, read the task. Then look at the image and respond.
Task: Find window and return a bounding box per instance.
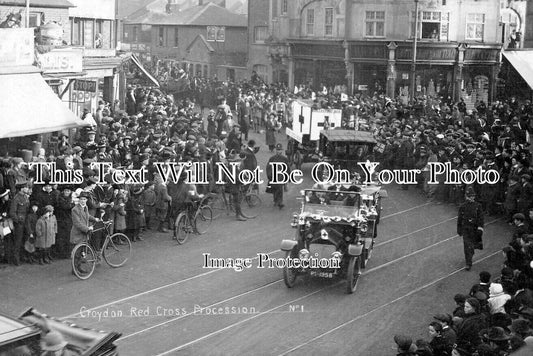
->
[29,12,44,28]
[306,9,314,35]
[466,13,485,41]
[72,18,82,45]
[253,64,268,82]
[174,27,179,47]
[254,26,268,43]
[412,11,449,41]
[132,26,138,42]
[325,8,333,36]
[365,11,385,37]
[281,0,288,15]
[158,26,164,46]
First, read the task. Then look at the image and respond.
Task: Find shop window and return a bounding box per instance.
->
[306,9,314,35]
[466,13,485,41]
[325,8,333,36]
[254,26,268,43]
[365,11,385,38]
[412,11,449,41]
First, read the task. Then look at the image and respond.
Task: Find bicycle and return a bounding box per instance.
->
[173,199,213,245]
[71,220,132,280]
[206,184,262,220]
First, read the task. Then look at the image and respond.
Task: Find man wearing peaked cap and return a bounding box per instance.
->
[457,186,484,271]
[266,143,289,210]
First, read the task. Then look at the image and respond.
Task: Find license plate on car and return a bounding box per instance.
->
[310,271,333,278]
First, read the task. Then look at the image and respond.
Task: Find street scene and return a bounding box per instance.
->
[1,1,533,356]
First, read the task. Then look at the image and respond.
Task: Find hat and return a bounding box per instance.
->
[44,205,54,213]
[483,326,511,341]
[513,213,526,221]
[78,192,90,199]
[15,180,29,188]
[276,143,283,151]
[522,174,532,181]
[433,313,452,324]
[510,318,531,335]
[87,130,96,135]
[187,135,197,141]
[73,146,83,153]
[489,283,505,298]
[466,297,481,313]
[394,335,415,352]
[12,157,24,165]
[41,331,68,351]
[132,186,143,195]
[0,188,9,198]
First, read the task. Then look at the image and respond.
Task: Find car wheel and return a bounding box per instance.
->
[346,256,361,294]
[283,249,298,288]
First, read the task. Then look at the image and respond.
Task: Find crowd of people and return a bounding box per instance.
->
[1,71,533,353]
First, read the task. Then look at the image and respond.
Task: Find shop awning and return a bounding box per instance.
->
[0,70,90,138]
[130,54,159,87]
[502,51,533,89]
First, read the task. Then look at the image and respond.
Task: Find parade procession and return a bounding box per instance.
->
[3,0,533,355]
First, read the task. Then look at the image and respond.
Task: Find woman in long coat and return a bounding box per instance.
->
[265,113,277,152]
[55,187,74,259]
[35,205,57,264]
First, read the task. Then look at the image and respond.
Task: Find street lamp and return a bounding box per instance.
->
[411,0,420,103]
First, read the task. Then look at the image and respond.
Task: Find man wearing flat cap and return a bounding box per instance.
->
[518,174,533,217]
[8,181,31,266]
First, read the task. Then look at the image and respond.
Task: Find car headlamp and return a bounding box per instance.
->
[299,249,310,260]
[320,229,329,240]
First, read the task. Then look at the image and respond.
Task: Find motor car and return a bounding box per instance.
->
[0,308,121,355]
[280,184,386,294]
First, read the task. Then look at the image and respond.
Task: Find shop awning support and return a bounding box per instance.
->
[59,78,75,99]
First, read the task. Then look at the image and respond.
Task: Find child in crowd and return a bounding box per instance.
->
[113,193,126,234]
[24,203,39,264]
[35,205,57,264]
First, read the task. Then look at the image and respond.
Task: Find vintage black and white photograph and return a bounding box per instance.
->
[1,0,533,355]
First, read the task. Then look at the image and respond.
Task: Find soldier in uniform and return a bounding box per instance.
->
[267,144,289,209]
[457,187,484,271]
[8,181,30,265]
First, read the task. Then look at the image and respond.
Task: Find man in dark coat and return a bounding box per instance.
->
[226,124,242,154]
[457,187,485,271]
[267,144,289,209]
[8,181,30,265]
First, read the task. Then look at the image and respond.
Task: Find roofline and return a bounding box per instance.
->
[0,1,74,8]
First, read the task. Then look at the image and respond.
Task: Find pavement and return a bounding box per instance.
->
[0,128,511,356]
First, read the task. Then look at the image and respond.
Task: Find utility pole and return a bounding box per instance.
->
[411,0,419,103]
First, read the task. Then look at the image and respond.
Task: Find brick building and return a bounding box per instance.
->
[122,0,247,81]
[249,0,505,103]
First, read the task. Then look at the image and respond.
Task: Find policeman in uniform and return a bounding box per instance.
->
[457,187,484,271]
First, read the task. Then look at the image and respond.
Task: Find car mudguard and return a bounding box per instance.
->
[362,238,374,249]
[280,240,298,251]
[347,243,363,256]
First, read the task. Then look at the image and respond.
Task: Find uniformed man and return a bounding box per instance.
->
[457,187,484,271]
[8,181,30,265]
[267,143,289,209]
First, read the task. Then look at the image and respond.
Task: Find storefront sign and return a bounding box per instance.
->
[464,49,499,62]
[292,44,344,59]
[74,80,97,93]
[397,47,456,61]
[351,45,386,59]
[0,28,34,66]
[37,48,83,73]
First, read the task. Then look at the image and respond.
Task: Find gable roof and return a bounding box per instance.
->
[186,34,215,52]
[125,2,247,27]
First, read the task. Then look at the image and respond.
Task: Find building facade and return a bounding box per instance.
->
[249,0,504,103]
[122,1,248,81]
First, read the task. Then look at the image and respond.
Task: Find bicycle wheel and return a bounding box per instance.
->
[208,194,226,219]
[174,213,191,245]
[194,205,213,234]
[71,243,96,280]
[240,193,261,219]
[103,233,132,268]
